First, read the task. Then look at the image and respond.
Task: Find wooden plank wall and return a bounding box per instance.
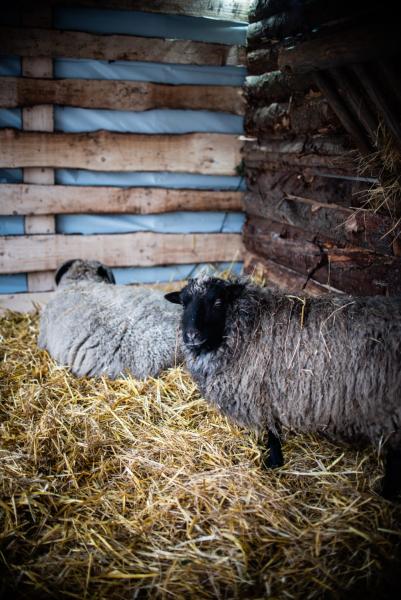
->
[0,1,247,312]
[243,0,401,297]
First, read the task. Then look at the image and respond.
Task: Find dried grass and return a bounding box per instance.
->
[1,311,401,599]
[356,122,401,222]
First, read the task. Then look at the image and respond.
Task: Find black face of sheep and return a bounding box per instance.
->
[165,278,244,353]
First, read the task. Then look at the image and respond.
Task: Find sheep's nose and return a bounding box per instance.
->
[184,329,205,347]
[186,329,199,342]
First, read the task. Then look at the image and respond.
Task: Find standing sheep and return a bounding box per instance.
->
[38,259,183,379]
[165,275,401,498]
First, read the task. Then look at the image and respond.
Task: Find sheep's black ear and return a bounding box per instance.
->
[54,259,78,286]
[164,291,182,305]
[97,265,116,284]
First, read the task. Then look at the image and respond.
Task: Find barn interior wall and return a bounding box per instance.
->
[0,3,248,304]
[242,0,401,297]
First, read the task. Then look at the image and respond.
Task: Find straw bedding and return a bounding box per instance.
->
[1,310,401,599]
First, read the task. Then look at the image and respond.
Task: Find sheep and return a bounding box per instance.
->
[38,259,183,380]
[165,275,401,498]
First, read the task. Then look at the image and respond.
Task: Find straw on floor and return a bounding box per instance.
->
[1,310,400,599]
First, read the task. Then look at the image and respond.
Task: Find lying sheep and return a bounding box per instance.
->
[165,276,401,498]
[39,259,183,379]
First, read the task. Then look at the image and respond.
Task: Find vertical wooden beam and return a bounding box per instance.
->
[22,7,55,292]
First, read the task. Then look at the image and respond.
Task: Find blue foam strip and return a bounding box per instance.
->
[113,261,243,285]
[56,212,245,234]
[54,106,243,134]
[0,168,23,183]
[54,7,247,42]
[0,274,27,294]
[0,108,22,129]
[54,58,246,86]
[55,170,245,190]
[0,56,21,76]
[0,216,25,235]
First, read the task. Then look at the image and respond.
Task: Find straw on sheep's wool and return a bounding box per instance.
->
[1,310,401,599]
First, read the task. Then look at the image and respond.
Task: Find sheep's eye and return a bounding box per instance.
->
[214,299,223,308]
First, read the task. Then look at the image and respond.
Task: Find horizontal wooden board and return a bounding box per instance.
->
[0,130,242,175]
[0,77,245,115]
[0,184,243,215]
[0,233,244,274]
[48,0,250,21]
[0,27,245,66]
[0,291,54,313]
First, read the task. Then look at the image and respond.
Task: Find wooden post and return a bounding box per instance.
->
[22,10,55,292]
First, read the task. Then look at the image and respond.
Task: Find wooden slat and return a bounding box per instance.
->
[0,185,243,215]
[47,0,250,22]
[0,291,54,314]
[0,27,245,66]
[26,271,56,293]
[0,77,245,115]
[21,56,56,293]
[0,233,244,274]
[0,130,242,175]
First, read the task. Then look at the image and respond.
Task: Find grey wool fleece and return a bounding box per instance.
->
[183,277,401,449]
[39,272,183,380]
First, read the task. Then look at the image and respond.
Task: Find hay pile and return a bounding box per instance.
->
[1,311,401,599]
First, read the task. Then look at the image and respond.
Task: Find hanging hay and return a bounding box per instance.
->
[356,121,401,223]
[1,310,401,599]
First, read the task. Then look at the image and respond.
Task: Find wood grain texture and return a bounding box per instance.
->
[0,27,245,66]
[47,0,250,21]
[0,233,244,274]
[21,56,56,296]
[0,130,242,175]
[243,250,334,296]
[27,271,55,292]
[0,185,243,215]
[0,77,245,114]
[278,22,401,73]
[244,190,399,255]
[244,216,401,295]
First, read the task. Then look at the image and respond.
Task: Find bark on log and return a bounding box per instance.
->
[278,22,401,73]
[244,216,401,295]
[245,169,368,208]
[245,71,315,106]
[244,190,399,255]
[243,250,333,296]
[245,94,341,136]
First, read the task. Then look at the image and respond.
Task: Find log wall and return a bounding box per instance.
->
[243,0,401,296]
[0,2,247,312]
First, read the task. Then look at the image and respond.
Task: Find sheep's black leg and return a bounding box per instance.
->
[260,429,284,469]
[382,447,401,500]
